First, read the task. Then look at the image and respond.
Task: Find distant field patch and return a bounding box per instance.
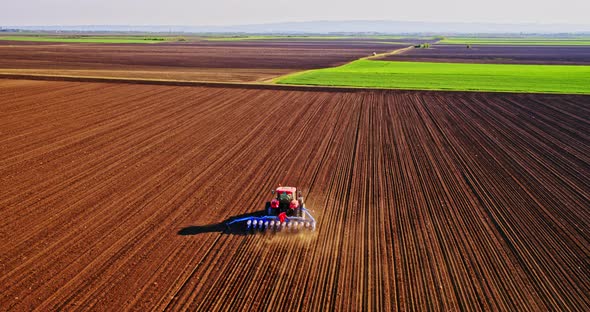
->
[203,35,430,41]
[0,36,171,44]
[276,59,590,94]
[440,38,590,46]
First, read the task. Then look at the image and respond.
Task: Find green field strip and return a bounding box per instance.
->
[276,59,590,94]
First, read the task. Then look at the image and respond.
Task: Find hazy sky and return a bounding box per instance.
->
[3,0,589,26]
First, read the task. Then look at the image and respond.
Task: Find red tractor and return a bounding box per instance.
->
[268,186,304,218]
[227,186,316,232]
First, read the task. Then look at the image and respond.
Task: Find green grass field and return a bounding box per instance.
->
[0,36,173,44]
[439,37,590,46]
[276,60,590,94]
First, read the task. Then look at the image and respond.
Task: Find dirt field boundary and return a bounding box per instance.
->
[362,45,414,60]
[0,72,361,92]
[3,72,587,97]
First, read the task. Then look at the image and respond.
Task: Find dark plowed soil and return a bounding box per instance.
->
[0,40,406,82]
[1,79,588,311]
[379,44,590,65]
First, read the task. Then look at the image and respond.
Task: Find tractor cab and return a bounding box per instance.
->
[270,186,302,216]
[275,186,296,202]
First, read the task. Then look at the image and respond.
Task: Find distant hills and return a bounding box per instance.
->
[3,20,590,34]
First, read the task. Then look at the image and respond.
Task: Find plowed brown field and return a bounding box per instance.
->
[379,44,590,65]
[1,79,589,311]
[0,40,403,82]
